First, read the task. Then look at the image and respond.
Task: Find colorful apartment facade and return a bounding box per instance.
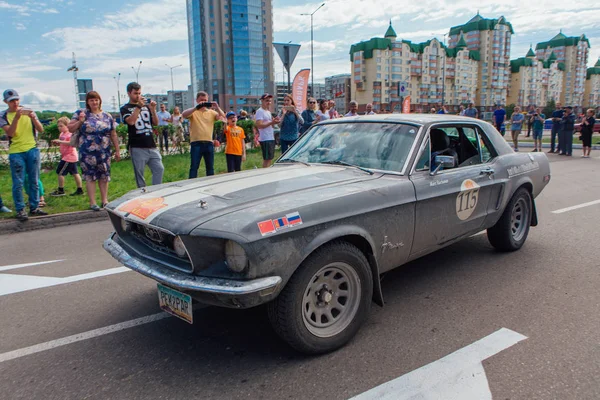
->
[349,22,479,112]
[536,32,589,107]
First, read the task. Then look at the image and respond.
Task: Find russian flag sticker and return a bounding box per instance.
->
[257,219,276,236]
[286,212,303,226]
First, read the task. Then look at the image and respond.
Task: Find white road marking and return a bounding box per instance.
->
[0,312,170,363]
[350,328,527,400]
[0,259,64,272]
[0,267,130,296]
[552,199,600,214]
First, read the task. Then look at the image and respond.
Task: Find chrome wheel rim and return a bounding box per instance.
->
[302,262,362,338]
[510,197,529,242]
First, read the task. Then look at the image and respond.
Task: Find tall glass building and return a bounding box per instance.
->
[186,0,274,111]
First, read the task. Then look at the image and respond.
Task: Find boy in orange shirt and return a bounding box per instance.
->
[224,111,246,172]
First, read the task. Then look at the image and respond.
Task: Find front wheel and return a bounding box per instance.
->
[267,241,373,354]
[487,187,532,251]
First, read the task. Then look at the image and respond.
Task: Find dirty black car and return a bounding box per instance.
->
[103,114,551,354]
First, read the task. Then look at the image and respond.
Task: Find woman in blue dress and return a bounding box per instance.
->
[68,91,120,211]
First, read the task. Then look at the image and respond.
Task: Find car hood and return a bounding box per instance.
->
[107,164,381,234]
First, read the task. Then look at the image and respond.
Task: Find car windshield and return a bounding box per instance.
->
[278,122,420,173]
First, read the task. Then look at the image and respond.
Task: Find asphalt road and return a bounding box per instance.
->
[1,153,599,400]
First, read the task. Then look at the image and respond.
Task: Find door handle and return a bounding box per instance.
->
[480,167,494,175]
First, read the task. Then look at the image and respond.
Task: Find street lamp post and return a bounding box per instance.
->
[131,61,142,82]
[113,72,122,111]
[301,3,325,99]
[166,64,183,92]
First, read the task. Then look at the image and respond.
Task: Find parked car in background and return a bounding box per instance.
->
[103,115,551,354]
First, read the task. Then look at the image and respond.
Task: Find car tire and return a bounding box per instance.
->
[487,187,532,252]
[267,241,373,354]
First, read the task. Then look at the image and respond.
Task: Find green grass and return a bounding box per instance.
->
[0,148,278,219]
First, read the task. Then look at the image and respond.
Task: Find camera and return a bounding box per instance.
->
[196,102,213,110]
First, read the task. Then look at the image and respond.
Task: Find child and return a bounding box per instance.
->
[50,117,83,196]
[224,111,246,172]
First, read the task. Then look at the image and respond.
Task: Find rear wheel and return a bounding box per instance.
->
[487,187,532,251]
[267,241,373,354]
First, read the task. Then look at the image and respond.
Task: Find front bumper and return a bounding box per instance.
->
[103,232,282,308]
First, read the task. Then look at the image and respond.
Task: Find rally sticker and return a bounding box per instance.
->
[456,179,480,221]
[118,197,168,220]
[257,212,303,236]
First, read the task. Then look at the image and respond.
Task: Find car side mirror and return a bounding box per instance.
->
[430,155,455,176]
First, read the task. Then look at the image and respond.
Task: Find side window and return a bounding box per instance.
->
[475,126,496,162]
[460,127,482,166]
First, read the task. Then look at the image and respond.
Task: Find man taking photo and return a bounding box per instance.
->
[120,82,164,188]
[0,89,47,221]
[255,93,280,168]
[182,91,225,178]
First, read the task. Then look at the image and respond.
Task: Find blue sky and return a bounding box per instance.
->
[1,0,599,111]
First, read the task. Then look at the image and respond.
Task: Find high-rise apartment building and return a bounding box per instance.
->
[349,23,479,112]
[186,0,274,112]
[584,59,600,108]
[536,32,589,107]
[325,74,351,114]
[448,14,513,108]
[507,48,564,107]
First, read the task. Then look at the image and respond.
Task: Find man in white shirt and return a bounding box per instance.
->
[345,101,359,117]
[365,103,375,115]
[255,93,280,168]
[156,103,171,154]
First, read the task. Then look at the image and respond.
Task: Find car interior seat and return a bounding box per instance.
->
[430,128,458,168]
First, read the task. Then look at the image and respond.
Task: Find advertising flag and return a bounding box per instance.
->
[402,96,411,114]
[292,69,311,111]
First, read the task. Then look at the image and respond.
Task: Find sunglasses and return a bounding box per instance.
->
[309,101,316,104]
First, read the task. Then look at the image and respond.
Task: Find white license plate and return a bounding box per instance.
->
[157,283,193,324]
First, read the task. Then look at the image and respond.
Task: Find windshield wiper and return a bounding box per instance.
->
[321,160,374,175]
[278,158,311,166]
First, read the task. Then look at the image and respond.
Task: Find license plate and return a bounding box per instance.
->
[157,283,193,324]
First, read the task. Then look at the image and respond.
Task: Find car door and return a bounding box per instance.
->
[408,123,498,259]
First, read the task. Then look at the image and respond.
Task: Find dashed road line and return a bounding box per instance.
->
[552,199,600,214]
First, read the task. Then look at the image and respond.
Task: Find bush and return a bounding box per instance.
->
[237,119,255,143]
[39,122,59,145]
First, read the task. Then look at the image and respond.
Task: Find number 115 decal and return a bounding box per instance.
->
[456,179,480,221]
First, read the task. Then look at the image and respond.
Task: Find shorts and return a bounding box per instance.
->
[56,160,79,176]
[532,129,543,140]
[260,140,275,161]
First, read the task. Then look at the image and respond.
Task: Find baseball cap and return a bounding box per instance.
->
[260,93,273,100]
[3,89,19,102]
[226,111,236,118]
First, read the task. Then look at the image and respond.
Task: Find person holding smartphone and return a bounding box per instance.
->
[0,89,47,221]
[120,82,164,188]
[278,94,303,154]
[182,91,225,177]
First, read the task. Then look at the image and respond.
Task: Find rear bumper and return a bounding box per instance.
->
[103,232,282,308]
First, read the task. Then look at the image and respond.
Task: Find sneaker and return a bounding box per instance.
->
[90,204,101,211]
[30,208,48,216]
[547,150,555,153]
[50,189,66,197]
[532,149,538,152]
[101,202,109,209]
[514,148,519,152]
[70,188,84,196]
[38,200,47,207]
[16,210,28,221]
[0,205,11,213]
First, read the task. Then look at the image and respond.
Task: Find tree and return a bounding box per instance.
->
[542,99,556,118]
[505,104,516,118]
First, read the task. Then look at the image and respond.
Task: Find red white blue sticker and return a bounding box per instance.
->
[257,212,303,236]
[286,212,303,226]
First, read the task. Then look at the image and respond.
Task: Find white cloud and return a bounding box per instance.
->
[0,0,60,16]
[42,0,186,59]
[42,8,59,14]
[20,91,65,108]
[14,23,26,30]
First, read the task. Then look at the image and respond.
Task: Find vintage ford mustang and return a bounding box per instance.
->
[103,114,551,354]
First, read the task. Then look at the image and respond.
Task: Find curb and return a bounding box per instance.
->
[0,209,109,236]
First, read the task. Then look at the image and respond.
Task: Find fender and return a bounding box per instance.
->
[300,224,384,307]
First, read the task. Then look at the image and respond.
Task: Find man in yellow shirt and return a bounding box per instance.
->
[0,89,47,221]
[182,91,225,178]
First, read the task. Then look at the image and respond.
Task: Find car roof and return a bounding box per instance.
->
[321,114,485,125]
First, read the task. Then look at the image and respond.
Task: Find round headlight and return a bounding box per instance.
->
[120,219,131,232]
[225,240,248,272]
[173,236,188,258]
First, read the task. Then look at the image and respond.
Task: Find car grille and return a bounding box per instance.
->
[107,212,193,273]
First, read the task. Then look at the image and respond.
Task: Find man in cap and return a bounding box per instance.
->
[0,89,47,221]
[255,93,280,168]
[464,103,478,118]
